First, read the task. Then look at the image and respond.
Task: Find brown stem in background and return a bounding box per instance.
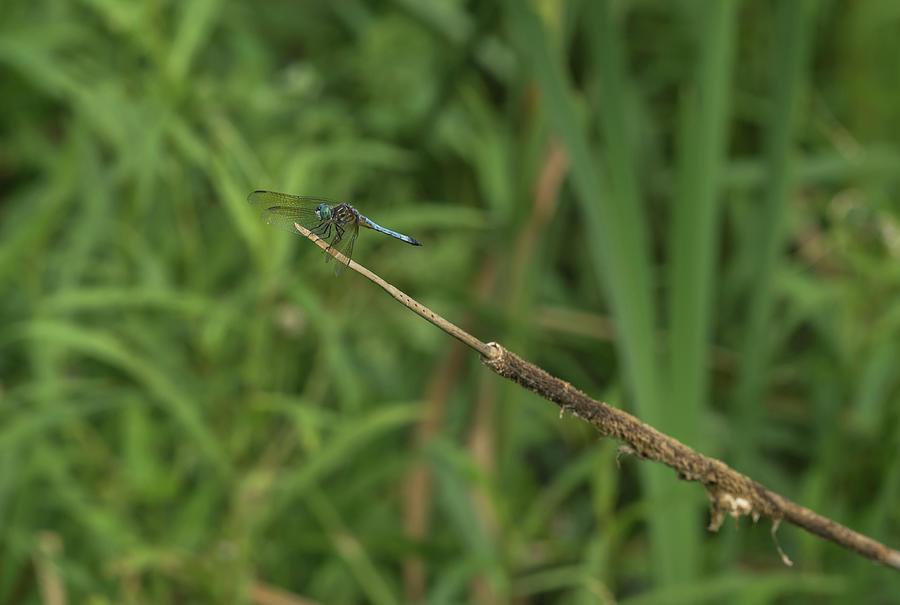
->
[465,140,569,605]
[33,532,68,605]
[401,346,465,600]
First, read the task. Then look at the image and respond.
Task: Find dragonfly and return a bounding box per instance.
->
[248,190,422,275]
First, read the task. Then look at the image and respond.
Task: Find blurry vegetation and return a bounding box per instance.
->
[1,0,899,603]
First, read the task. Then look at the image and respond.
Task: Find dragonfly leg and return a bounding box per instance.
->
[318,223,333,244]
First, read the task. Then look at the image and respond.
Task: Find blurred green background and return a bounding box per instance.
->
[2,0,899,603]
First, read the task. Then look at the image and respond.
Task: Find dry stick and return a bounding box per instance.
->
[293,222,900,571]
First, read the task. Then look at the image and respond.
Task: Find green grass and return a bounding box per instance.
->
[1,1,899,603]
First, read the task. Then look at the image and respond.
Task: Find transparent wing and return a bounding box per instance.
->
[248,191,339,235]
[327,220,358,276]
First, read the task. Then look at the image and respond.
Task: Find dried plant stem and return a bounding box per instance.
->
[292,222,900,571]
[481,345,900,570]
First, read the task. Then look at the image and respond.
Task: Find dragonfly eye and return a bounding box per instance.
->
[316,203,332,221]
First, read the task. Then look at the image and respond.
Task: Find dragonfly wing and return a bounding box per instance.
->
[329,220,358,276]
[256,205,324,235]
[248,191,340,235]
[248,191,343,209]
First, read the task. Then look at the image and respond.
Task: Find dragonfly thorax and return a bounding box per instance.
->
[315,203,332,221]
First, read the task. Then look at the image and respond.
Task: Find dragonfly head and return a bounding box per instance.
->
[315,203,332,221]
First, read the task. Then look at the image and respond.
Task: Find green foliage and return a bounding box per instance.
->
[1,0,899,602]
